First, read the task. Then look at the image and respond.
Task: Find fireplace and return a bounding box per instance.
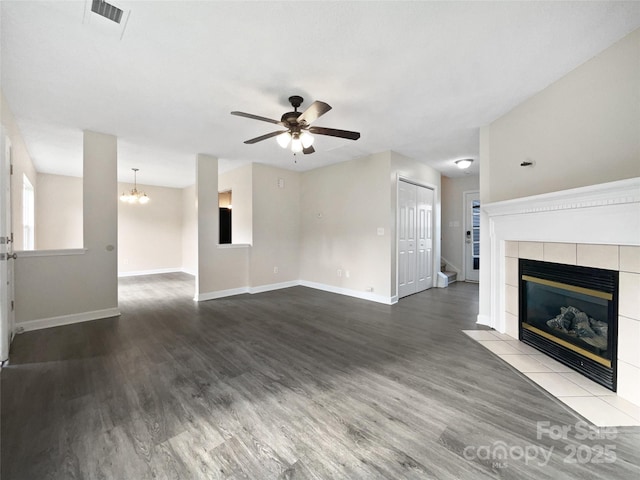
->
[519,259,618,391]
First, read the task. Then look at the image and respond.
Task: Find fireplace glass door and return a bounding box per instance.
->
[519,259,618,391]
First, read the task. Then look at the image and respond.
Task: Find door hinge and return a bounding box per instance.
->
[11,300,14,312]
[10,164,13,175]
[10,232,13,244]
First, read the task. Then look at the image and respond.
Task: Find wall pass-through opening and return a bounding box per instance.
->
[218,190,232,244]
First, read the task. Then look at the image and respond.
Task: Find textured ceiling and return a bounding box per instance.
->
[1,1,639,188]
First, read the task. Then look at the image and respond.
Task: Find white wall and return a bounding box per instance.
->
[118,182,183,274]
[484,29,640,204]
[251,163,300,288]
[218,164,253,244]
[15,131,119,328]
[300,152,392,298]
[35,173,83,250]
[479,28,640,325]
[1,90,37,251]
[441,175,479,276]
[181,184,197,275]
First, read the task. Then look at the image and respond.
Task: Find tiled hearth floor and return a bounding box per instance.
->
[464,329,640,427]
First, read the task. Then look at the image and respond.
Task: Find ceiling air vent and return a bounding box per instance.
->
[91,0,123,24]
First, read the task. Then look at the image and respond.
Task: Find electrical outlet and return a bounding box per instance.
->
[345,270,350,278]
[337,269,342,277]
[273,266,279,274]
[365,286,374,292]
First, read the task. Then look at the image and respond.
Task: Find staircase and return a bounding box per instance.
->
[437,261,458,287]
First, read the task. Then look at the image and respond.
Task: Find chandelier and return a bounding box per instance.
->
[120,168,149,204]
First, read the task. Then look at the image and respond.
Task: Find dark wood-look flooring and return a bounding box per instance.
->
[2,274,639,479]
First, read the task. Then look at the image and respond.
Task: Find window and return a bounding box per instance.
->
[22,174,35,250]
[472,199,480,269]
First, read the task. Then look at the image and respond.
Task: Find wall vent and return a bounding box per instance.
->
[91,0,123,24]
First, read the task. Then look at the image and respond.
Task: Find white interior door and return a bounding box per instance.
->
[398,180,417,298]
[398,180,434,298]
[1,131,14,363]
[416,186,433,292]
[464,191,480,282]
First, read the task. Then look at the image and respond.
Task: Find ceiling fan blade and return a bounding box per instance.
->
[296,101,332,125]
[231,111,284,126]
[244,130,289,144]
[309,126,360,140]
[303,145,315,155]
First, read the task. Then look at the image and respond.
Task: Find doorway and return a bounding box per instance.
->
[464,191,480,282]
[398,179,434,298]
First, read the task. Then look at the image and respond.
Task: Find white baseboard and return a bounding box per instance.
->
[249,281,299,295]
[476,314,492,327]
[195,280,394,305]
[17,307,121,333]
[195,281,298,301]
[299,280,394,305]
[118,267,184,277]
[195,287,249,302]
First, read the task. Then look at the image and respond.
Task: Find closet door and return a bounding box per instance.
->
[415,185,433,292]
[398,180,434,299]
[398,181,417,298]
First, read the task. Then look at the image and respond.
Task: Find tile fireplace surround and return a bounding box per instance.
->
[482,177,640,424]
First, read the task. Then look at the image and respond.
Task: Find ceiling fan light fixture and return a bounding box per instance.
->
[276,132,291,148]
[455,158,473,169]
[300,131,314,149]
[291,135,303,153]
[232,95,360,156]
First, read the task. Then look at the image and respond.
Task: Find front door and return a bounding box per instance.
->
[464,191,480,282]
[1,131,14,363]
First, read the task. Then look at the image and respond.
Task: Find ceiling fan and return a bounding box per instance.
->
[231,95,360,155]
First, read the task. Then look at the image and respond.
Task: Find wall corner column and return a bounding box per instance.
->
[83,130,118,311]
[478,125,493,327]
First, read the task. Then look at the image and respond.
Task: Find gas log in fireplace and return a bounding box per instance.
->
[519,259,618,391]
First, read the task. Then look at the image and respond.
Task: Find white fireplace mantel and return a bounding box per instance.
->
[480,177,640,407]
[483,177,640,219]
[482,177,640,333]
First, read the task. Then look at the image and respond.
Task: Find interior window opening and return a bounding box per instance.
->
[218,190,232,244]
